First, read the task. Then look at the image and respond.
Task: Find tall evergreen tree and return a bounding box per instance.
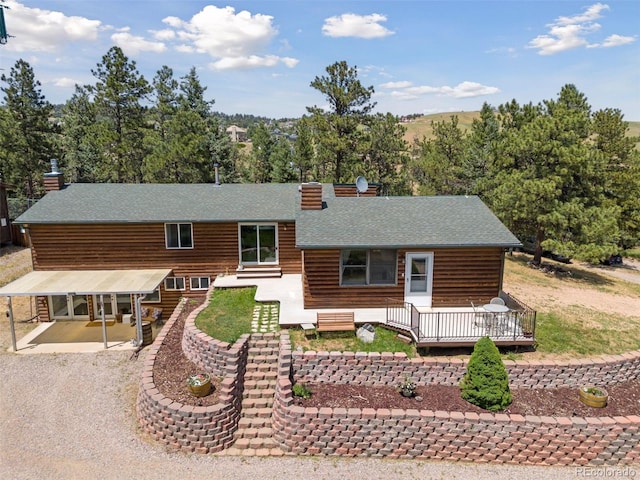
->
[249,123,275,183]
[362,112,411,195]
[592,108,640,249]
[411,116,466,195]
[60,85,100,183]
[292,116,315,183]
[0,59,57,197]
[87,46,151,183]
[488,86,619,264]
[307,61,375,183]
[465,103,500,195]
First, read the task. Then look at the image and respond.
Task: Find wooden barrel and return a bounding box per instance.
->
[142,321,153,346]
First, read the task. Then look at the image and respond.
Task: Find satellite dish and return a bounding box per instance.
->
[355,176,369,196]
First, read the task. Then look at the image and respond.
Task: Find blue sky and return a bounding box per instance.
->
[1,1,638,119]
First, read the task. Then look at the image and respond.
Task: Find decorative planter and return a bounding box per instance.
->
[187,374,212,397]
[578,386,608,408]
[399,388,415,398]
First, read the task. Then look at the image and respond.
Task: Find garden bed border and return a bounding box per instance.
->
[273,335,640,465]
[136,291,249,453]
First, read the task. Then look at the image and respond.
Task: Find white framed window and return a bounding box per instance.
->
[340,249,397,286]
[142,288,161,303]
[190,276,210,291]
[165,277,186,290]
[165,223,193,249]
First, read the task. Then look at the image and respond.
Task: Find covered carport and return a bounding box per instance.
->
[0,269,171,352]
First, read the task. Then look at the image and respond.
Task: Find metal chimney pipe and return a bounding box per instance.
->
[213,162,220,186]
[50,158,59,174]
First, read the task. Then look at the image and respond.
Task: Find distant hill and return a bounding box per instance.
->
[402,111,640,147]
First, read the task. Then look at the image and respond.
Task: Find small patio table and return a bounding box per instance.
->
[482,304,510,334]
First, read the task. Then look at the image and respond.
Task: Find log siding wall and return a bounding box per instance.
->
[303,247,504,309]
[27,222,301,321]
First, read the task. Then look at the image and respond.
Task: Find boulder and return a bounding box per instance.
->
[357,324,376,343]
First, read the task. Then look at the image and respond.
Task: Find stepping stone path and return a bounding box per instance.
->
[250,303,279,334]
[220,332,283,456]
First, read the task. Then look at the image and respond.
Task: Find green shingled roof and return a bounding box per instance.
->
[16,183,300,224]
[296,195,521,248]
[16,183,520,249]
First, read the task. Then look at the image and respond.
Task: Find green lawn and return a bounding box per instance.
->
[195,287,256,344]
[289,325,417,358]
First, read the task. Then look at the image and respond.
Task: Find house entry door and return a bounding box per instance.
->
[404,252,434,307]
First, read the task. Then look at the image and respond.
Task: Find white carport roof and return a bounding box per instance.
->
[1,269,172,352]
[0,269,172,296]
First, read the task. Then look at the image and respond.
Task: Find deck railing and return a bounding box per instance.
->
[385,293,536,346]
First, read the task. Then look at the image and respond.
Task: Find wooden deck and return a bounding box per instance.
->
[386,294,537,347]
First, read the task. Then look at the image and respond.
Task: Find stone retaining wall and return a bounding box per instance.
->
[273,334,640,465]
[136,296,249,454]
[182,291,247,378]
[292,349,640,388]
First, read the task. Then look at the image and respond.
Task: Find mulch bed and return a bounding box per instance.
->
[295,381,640,416]
[152,297,222,407]
[151,297,640,415]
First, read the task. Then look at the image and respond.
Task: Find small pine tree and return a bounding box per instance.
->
[460,336,512,411]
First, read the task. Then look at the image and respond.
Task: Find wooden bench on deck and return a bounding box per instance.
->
[316,312,355,333]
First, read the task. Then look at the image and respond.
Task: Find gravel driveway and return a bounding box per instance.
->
[0,349,591,480]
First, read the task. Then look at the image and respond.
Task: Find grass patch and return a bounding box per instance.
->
[289,325,417,358]
[534,310,640,356]
[624,247,640,260]
[195,287,256,344]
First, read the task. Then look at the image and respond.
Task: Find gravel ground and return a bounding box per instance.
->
[0,350,598,480]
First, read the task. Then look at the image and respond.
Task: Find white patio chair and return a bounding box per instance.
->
[471,302,488,329]
[490,297,505,305]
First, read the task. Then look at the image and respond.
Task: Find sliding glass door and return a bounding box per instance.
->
[239,223,278,265]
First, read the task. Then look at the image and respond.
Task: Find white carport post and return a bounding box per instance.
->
[134,294,145,346]
[7,296,17,352]
[99,294,108,350]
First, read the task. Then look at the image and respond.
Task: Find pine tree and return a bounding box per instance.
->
[0,59,58,197]
[87,46,151,183]
[307,61,375,183]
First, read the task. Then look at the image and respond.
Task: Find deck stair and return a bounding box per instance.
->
[236,267,282,279]
[227,333,281,456]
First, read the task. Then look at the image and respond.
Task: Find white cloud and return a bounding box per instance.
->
[111,32,166,56]
[379,81,413,89]
[322,13,394,39]
[151,29,176,41]
[160,5,298,70]
[3,0,101,53]
[210,54,299,71]
[595,34,636,48]
[527,3,634,55]
[556,3,609,25]
[386,81,500,100]
[52,77,79,88]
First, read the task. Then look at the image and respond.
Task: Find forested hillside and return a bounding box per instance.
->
[1,49,639,264]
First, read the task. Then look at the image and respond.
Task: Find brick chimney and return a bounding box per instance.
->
[44,158,64,192]
[300,182,323,210]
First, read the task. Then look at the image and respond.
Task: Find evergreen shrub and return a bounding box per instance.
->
[460,336,512,411]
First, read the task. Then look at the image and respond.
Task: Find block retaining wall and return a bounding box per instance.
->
[182,289,248,377]
[273,334,640,465]
[292,349,640,388]
[136,294,249,454]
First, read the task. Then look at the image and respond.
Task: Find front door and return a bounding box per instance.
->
[404,252,434,307]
